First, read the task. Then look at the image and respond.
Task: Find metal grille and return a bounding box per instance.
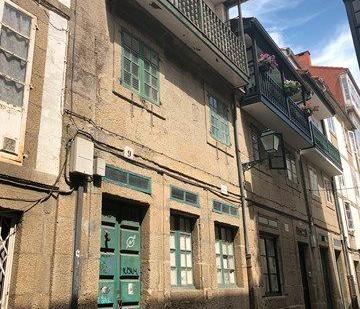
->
[0,216,16,308]
[167,0,248,75]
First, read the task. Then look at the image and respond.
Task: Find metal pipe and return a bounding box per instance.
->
[70,181,84,308]
[332,178,359,308]
[232,90,254,308]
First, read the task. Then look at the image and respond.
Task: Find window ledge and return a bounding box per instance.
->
[113,83,166,120]
[263,294,285,299]
[207,138,234,157]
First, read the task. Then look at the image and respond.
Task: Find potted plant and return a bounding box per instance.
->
[301,102,319,117]
[283,80,301,96]
[258,53,278,72]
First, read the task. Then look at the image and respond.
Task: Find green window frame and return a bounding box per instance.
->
[215,225,236,286]
[170,214,194,287]
[121,29,160,105]
[259,235,281,296]
[209,95,230,145]
[104,165,152,194]
[170,186,199,207]
[213,200,239,217]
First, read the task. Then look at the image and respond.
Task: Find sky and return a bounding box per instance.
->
[241,0,360,84]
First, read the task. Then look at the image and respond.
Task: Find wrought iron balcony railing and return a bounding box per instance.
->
[258,72,311,138]
[167,0,248,75]
[311,123,342,170]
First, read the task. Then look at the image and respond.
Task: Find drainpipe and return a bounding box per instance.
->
[70,179,85,308]
[299,156,316,248]
[332,178,359,309]
[233,90,255,309]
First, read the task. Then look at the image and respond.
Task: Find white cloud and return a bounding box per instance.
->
[242,0,302,18]
[268,31,286,47]
[312,25,360,85]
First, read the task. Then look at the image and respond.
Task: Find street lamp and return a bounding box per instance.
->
[242,130,280,171]
[260,130,280,153]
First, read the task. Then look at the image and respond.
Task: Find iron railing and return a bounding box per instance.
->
[167,0,248,75]
[311,123,342,170]
[258,72,311,137]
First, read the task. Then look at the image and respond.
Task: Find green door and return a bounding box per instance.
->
[98,213,141,308]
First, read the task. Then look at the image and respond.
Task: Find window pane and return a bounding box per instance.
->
[180,253,186,267]
[270,274,279,292]
[216,255,221,268]
[170,233,176,249]
[180,269,187,285]
[217,270,222,284]
[215,241,220,254]
[180,235,186,250]
[268,257,277,274]
[186,253,192,266]
[266,240,275,257]
[187,269,193,285]
[3,4,31,37]
[259,238,266,255]
[0,27,29,59]
[185,236,191,251]
[229,270,235,284]
[0,76,24,107]
[170,251,176,267]
[0,51,26,82]
[171,268,177,285]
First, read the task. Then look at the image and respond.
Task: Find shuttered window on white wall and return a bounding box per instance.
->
[0,1,35,159]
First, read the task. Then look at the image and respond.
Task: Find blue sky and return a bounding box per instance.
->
[241,0,360,83]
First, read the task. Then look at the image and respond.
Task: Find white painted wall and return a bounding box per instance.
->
[36,11,68,175]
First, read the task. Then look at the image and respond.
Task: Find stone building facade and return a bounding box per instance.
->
[0,0,358,309]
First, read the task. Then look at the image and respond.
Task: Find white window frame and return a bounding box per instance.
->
[0,215,17,309]
[0,0,36,164]
[285,152,298,183]
[309,167,319,197]
[324,177,334,204]
[345,202,355,231]
[327,117,336,134]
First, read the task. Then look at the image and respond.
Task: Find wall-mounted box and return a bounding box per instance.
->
[70,136,94,176]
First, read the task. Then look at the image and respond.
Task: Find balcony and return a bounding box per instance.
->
[133,0,248,86]
[301,124,342,176]
[243,71,312,149]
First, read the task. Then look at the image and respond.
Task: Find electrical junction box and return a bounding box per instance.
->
[70,136,94,176]
[94,157,106,177]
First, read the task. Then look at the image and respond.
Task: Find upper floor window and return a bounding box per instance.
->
[259,234,281,296]
[121,30,160,105]
[170,214,194,287]
[345,202,354,230]
[309,167,319,197]
[351,170,359,199]
[327,117,336,134]
[209,95,230,145]
[324,177,334,204]
[215,225,236,286]
[0,1,34,157]
[285,152,297,183]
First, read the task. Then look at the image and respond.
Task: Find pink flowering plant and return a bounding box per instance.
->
[258,53,278,72]
[301,102,319,117]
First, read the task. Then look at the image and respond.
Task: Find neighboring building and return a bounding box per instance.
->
[242,18,348,309]
[344,0,360,70]
[0,0,70,308]
[296,50,360,308]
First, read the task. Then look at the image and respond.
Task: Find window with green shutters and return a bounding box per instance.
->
[259,235,281,296]
[170,214,194,287]
[215,225,236,286]
[209,95,230,145]
[121,30,160,104]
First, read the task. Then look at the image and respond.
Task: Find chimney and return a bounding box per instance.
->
[295,51,312,69]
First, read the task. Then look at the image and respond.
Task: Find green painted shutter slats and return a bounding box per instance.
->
[121,29,160,105]
[105,165,151,194]
[209,95,230,145]
[170,186,199,207]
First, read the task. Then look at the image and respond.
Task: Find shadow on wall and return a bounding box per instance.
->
[10,292,249,309]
